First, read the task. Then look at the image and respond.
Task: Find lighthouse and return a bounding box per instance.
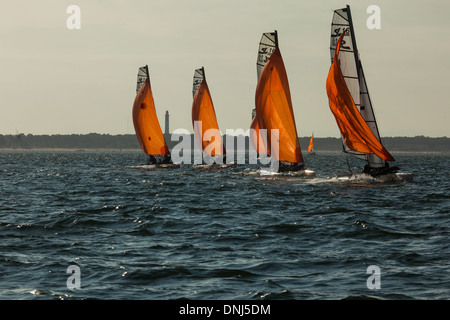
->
[164,110,169,135]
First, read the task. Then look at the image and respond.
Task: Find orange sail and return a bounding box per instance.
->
[249,115,267,155]
[192,67,225,156]
[326,33,394,162]
[255,47,303,164]
[308,133,314,153]
[132,66,169,156]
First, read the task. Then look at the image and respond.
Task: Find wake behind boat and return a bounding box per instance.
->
[130,163,180,170]
[259,167,316,177]
[326,6,412,181]
[335,171,413,183]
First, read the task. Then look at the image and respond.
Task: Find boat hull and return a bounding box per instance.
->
[192,163,236,170]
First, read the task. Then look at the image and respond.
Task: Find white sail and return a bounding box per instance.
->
[253,31,278,121]
[192,67,205,98]
[136,66,148,93]
[330,6,386,168]
[257,31,278,80]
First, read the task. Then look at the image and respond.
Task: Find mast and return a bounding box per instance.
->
[274,30,278,48]
[347,5,386,168]
[346,5,361,73]
[360,62,382,142]
[347,6,383,146]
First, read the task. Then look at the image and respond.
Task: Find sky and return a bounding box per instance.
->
[1,0,449,138]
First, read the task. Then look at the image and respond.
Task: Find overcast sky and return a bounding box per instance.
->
[1,0,449,137]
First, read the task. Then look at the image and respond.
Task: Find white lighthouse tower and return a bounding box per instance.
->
[164,110,169,135]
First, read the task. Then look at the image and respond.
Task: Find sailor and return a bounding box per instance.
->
[363,162,392,176]
[161,154,172,164]
[147,154,157,165]
[362,164,371,174]
[279,161,304,172]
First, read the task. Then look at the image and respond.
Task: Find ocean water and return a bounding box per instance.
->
[0,150,449,300]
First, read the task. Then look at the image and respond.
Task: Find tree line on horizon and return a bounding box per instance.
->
[0,133,448,153]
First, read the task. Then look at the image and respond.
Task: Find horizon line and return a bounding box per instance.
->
[2,132,449,139]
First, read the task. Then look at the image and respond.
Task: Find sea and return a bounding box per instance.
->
[0,150,448,302]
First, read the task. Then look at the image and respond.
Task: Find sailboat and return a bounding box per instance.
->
[253,30,314,176]
[191,67,228,167]
[132,65,179,169]
[326,6,412,181]
[307,133,315,155]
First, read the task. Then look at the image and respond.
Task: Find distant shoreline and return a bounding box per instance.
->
[0,148,448,155]
[0,134,449,153]
[0,148,142,152]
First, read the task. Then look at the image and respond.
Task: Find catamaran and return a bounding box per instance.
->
[191,67,229,167]
[326,6,412,181]
[132,65,179,169]
[252,30,314,176]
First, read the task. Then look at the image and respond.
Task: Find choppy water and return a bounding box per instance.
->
[0,150,449,300]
